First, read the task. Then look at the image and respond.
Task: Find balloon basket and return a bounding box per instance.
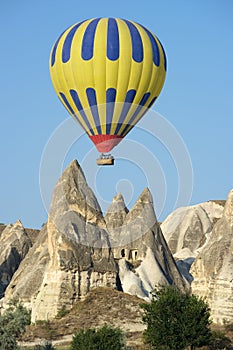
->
[96,154,114,166]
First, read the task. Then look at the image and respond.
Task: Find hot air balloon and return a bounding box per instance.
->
[50,18,166,165]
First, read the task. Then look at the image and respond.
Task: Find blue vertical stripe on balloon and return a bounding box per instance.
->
[51,30,66,66]
[59,92,84,128]
[147,96,157,109]
[121,92,151,135]
[157,37,167,71]
[70,89,94,135]
[82,18,101,60]
[106,88,116,134]
[107,18,119,60]
[141,26,160,66]
[62,21,86,63]
[138,92,151,106]
[123,20,143,62]
[114,90,136,135]
[59,92,75,114]
[86,88,102,133]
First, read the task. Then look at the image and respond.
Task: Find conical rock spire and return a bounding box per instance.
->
[3,160,188,321]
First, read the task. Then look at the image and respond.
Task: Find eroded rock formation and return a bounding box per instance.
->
[191,190,233,324]
[0,220,32,298]
[161,201,224,282]
[161,201,224,259]
[107,188,188,298]
[3,161,117,321]
[2,160,188,321]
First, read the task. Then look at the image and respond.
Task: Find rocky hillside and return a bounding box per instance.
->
[105,187,188,299]
[161,190,233,325]
[22,287,146,350]
[191,190,233,324]
[0,220,33,298]
[161,200,225,282]
[1,159,233,326]
[161,200,225,259]
[1,160,187,322]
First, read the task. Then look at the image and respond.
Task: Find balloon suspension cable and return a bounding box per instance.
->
[96,153,114,166]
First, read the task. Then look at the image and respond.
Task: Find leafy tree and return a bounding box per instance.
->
[0,298,31,350]
[141,285,212,350]
[70,324,125,350]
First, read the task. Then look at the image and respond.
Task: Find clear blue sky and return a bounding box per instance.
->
[1,1,232,228]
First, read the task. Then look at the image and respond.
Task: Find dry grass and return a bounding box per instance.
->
[0,224,6,236]
[21,287,233,349]
[22,287,147,349]
[208,200,226,207]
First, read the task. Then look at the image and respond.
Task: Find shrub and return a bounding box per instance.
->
[0,298,31,350]
[56,305,69,319]
[141,285,212,350]
[70,324,125,350]
[33,341,55,350]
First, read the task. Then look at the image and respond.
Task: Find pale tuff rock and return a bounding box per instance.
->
[160,201,225,282]
[36,160,117,320]
[191,190,233,324]
[47,160,115,269]
[161,206,211,257]
[136,247,170,290]
[118,259,148,300]
[105,193,128,231]
[0,220,32,298]
[109,188,158,255]
[2,224,49,312]
[49,160,105,230]
[223,189,233,226]
[118,246,176,301]
[161,201,224,259]
[2,160,188,321]
[3,161,117,321]
[108,188,189,296]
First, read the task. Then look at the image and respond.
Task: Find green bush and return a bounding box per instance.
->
[141,285,212,350]
[0,298,31,350]
[56,305,69,319]
[70,324,125,350]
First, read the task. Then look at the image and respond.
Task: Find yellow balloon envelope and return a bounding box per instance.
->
[50,18,166,154]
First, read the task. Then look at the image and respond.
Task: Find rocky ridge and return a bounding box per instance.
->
[161,201,224,259]
[107,188,188,299]
[2,160,232,325]
[0,220,32,298]
[1,160,187,321]
[191,190,233,324]
[161,200,225,282]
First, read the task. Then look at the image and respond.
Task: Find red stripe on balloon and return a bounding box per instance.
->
[89,135,123,153]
